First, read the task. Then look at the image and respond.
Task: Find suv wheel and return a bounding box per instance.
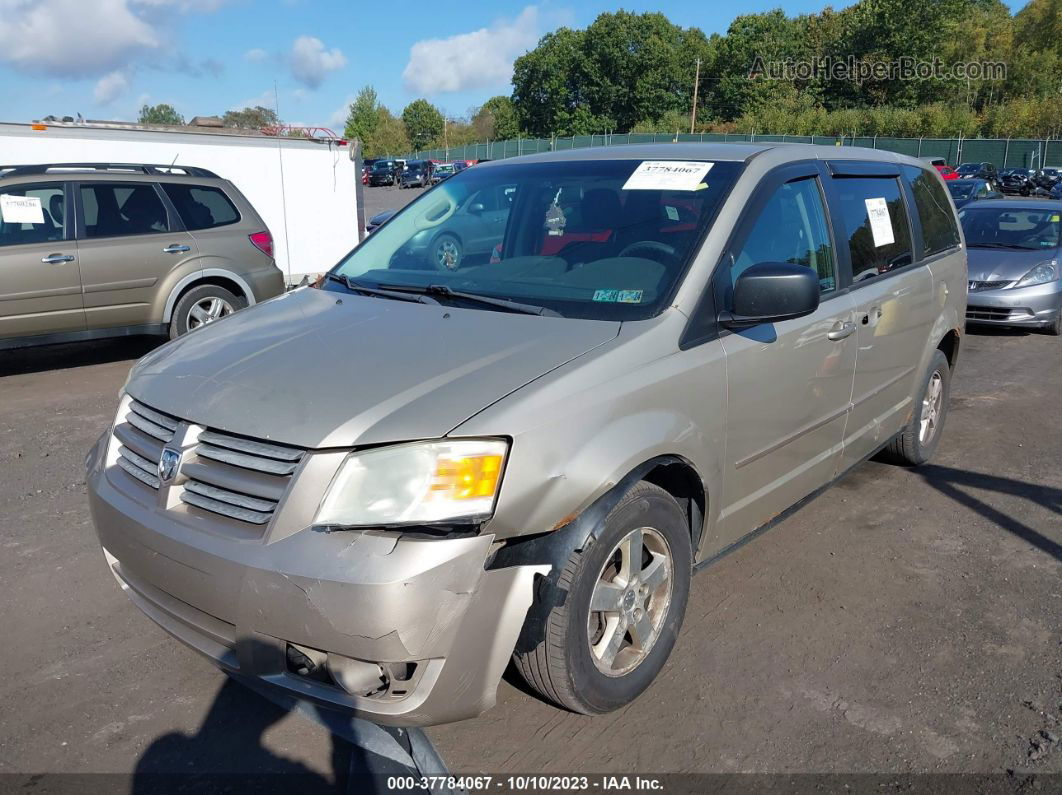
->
[513,481,692,715]
[169,284,245,339]
[884,349,951,465]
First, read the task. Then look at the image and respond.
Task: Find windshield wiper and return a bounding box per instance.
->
[967,242,1023,249]
[378,283,562,317]
[325,273,439,304]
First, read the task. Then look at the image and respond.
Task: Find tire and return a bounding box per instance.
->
[433,234,462,271]
[169,284,245,339]
[883,349,951,466]
[513,481,692,715]
[1044,307,1062,336]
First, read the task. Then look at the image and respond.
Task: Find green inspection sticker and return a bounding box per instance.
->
[593,289,643,303]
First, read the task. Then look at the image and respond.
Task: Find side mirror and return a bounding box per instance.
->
[721,262,821,328]
[468,203,485,215]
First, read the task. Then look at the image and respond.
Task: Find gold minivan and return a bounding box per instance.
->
[0,163,284,349]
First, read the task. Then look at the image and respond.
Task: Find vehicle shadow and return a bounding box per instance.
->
[133,641,446,793]
[915,464,1062,563]
[0,336,162,378]
[963,324,1033,337]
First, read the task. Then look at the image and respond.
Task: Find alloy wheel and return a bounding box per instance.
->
[920,371,944,444]
[187,296,233,330]
[587,526,673,677]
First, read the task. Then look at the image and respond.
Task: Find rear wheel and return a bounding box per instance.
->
[513,481,692,715]
[169,284,245,339]
[433,234,462,271]
[883,349,951,465]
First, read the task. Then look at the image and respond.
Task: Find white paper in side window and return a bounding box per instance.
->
[0,194,45,225]
[623,161,713,191]
[865,197,894,247]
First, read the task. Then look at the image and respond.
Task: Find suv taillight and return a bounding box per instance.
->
[249,231,274,259]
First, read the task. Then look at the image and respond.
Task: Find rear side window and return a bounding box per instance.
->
[831,176,914,282]
[0,183,65,247]
[162,184,240,230]
[80,183,169,238]
[904,166,960,257]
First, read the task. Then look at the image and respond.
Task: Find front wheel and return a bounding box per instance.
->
[432,234,462,271]
[513,481,692,715]
[883,349,951,465]
[1044,307,1062,336]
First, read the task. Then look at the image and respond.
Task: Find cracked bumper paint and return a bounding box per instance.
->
[87,433,548,726]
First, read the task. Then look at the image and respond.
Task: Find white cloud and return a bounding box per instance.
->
[403,6,542,94]
[94,71,130,105]
[290,35,346,89]
[0,0,230,77]
[244,48,268,63]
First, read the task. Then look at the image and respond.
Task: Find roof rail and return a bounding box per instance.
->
[0,163,220,179]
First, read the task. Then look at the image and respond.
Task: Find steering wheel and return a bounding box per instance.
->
[618,240,678,264]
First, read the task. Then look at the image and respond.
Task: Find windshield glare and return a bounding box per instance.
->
[948,183,976,199]
[960,206,1061,250]
[330,159,741,320]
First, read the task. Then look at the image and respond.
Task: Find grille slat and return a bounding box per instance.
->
[129,402,179,433]
[115,399,176,491]
[183,480,277,513]
[968,280,1011,292]
[181,460,288,502]
[197,431,303,462]
[116,452,161,489]
[114,422,165,464]
[126,411,177,443]
[181,491,274,525]
[196,443,300,476]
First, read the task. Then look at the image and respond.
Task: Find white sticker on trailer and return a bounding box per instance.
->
[0,194,45,225]
[865,197,894,247]
[622,161,713,191]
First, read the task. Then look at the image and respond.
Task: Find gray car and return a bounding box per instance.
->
[86,144,966,726]
[0,162,284,349]
[961,200,1062,334]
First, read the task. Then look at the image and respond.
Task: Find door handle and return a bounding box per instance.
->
[163,244,191,254]
[41,253,75,264]
[827,321,857,341]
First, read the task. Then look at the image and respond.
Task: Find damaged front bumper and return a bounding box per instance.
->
[86,431,547,727]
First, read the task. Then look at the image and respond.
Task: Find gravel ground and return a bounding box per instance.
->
[0,324,1059,787]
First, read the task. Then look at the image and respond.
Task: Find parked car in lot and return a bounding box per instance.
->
[431,163,456,183]
[956,162,998,186]
[961,200,1061,335]
[399,161,431,189]
[368,160,397,186]
[87,144,964,726]
[998,168,1036,196]
[922,157,958,180]
[0,162,283,349]
[947,178,1001,208]
[364,209,396,234]
[1050,182,1062,200]
[1033,167,1061,192]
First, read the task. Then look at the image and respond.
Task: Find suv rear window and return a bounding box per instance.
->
[80,183,169,238]
[904,166,960,257]
[162,184,240,230]
[832,176,914,281]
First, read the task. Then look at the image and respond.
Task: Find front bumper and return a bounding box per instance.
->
[85,430,547,727]
[966,279,1062,328]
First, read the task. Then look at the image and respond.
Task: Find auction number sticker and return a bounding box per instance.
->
[0,194,44,225]
[623,161,713,191]
[864,197,894,247]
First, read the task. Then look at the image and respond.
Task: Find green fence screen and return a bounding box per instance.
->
[403,134,1060,169]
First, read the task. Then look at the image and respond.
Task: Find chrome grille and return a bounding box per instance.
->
[968,280,1011,292]
[114,399,178,490]
[180,429,304,526]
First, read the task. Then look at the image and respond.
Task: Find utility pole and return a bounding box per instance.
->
[690,58,701,134]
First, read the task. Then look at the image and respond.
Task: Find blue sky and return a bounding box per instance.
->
[0,1,1028,130]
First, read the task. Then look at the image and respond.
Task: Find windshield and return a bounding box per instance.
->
[436,164,454,173]
[328,158,742,320]
[959,206,1061,250]
[957,164,977,173]
[372,162,392,171]
[1043,169,1059,176]
[948,182,976,199]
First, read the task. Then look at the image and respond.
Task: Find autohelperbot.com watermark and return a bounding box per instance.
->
[749,55,1007,83]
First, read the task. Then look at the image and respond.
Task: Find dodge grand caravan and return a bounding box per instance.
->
[0,163,284,349]
[87,144,966,726]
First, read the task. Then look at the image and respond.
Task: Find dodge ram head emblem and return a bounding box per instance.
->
[158,448,182,483]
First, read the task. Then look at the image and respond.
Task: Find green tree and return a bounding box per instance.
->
[471,96,520,139]
[138,103,184,126]
[343,85,381,145]
[401,99,445,148]
[222,106,279,129]
[362,107,411,157]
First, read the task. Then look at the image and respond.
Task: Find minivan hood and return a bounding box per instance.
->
[967,246,1058,282]
[126,288,620,449]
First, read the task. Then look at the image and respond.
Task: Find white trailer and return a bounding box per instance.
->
[0,121,362,283]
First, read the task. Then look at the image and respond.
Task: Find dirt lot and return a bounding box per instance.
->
[0,322,1059,786]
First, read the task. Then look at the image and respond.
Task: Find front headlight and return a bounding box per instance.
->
[314,439,508,528]
[1015,259,1058,288]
